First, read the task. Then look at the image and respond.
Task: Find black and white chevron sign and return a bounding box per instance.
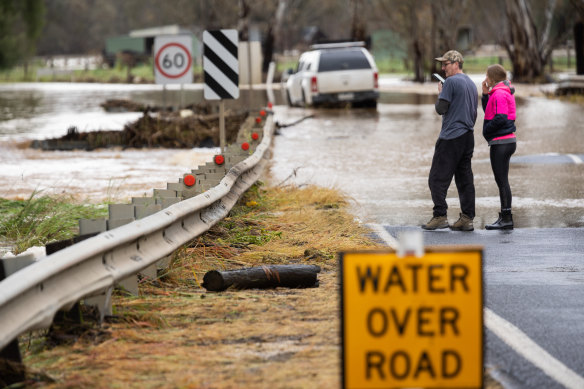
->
[203,29,239,100]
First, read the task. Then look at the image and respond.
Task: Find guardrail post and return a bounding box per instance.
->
[134,201,163,280]
[79,218,107,236]
[0,110,274,357]
[0,262,25,386]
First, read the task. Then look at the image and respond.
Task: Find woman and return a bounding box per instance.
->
[481,64,516,230]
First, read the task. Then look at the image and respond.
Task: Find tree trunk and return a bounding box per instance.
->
[351,0,368,45]
[576,21,584,74]
[237,0,250,41]
[409,4,424,82]
[504,0,545,82]
[202,265,321,292]
[262,24,275,73]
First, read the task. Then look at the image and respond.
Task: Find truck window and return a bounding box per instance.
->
[296,60,304,72]
[318,49,371,72]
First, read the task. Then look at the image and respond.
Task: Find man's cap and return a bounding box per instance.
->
[435,50,464,63]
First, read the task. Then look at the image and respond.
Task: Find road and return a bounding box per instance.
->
[373,226,584,389]
[269,93,584,388]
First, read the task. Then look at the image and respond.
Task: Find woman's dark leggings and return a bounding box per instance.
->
[490,142,516,211]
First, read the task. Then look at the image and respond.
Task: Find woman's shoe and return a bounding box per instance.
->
[485,212,513,230]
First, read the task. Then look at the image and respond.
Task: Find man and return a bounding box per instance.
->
[422,50,478,231]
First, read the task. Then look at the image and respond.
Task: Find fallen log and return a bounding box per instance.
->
[202,265,321,292]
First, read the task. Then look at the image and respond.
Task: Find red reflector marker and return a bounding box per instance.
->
[214,155,225,165]
[259,109,266,117]
[251,132,259,140]
[267,102,273,109]
[184,174,196,187]
[241,142,250,151]
[255,117,262,124]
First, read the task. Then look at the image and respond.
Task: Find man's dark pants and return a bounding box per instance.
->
[428,130,475,218]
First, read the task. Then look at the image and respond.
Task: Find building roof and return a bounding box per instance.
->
[129,25,192,38]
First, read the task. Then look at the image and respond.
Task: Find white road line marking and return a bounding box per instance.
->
[484,308,584,389]
[370,224,584,389]
[567,154,583,164]
[366,223,399,249]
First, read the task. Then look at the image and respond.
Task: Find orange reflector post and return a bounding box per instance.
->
[184,174,196,187]
[214,155,225,165]
[259,109,266,117]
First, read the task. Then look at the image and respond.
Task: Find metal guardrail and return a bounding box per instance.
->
[0,115,274,351]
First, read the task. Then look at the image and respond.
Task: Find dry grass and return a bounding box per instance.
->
[18,184,501,388]
[19,184,378,388]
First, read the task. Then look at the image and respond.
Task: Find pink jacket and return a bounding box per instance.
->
[482,80,516,142]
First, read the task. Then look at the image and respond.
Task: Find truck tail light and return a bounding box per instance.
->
[373,72,379,89]
[311,76,318,93]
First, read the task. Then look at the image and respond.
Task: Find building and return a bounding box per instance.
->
[104,25,200,67]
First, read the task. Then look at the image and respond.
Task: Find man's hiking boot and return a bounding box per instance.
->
[422,215,449,230]
[485,212,514,230]
[449,213,474,231]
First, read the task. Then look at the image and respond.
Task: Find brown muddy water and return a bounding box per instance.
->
[269,86,584,229]
[1,80,583,234]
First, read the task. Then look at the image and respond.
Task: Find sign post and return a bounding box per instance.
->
[203,29,239,154]
[340,247,483,389]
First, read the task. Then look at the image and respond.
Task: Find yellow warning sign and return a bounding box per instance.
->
[340,248,483,389]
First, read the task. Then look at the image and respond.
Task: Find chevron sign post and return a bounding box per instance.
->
[203,29,240,153]
[203,30,239,100]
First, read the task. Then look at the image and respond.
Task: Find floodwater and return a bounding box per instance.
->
[0,82,271,202]
[269,83,584,229]
[1,80,582,231]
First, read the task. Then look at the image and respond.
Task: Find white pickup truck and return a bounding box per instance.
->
[283,42,379,108]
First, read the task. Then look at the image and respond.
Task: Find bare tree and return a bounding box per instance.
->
[375,0,433,82]
[502,0,573,82]
[351,0,368,45]
[570,0,584,15]
[262,0,288,72]
[571,0,584,74]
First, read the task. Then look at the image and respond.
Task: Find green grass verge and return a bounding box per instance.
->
[0,193,107,254]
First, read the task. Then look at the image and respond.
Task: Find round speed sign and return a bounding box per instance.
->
[155,42,192,79]
[153,35,193,84]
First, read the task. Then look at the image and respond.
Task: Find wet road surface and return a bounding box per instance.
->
[270,94,584,389]
[270,97,584,228]
[376,226,584,389]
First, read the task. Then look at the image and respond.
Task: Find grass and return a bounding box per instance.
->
[0,62,203,83]
[16,183,381,388]
[0,192,107,254]
[12,183,504,388]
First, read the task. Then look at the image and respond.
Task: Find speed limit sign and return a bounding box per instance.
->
[154,35,193,84]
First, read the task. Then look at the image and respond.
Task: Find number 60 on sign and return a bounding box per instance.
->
[154,35,193,85]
